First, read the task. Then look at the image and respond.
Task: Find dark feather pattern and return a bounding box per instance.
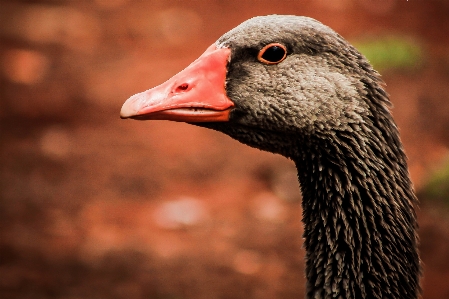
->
[199,15,420,299]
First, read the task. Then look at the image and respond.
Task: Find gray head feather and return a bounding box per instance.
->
[199,15,420,299]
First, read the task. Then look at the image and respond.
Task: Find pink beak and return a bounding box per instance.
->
[120,44,234,122]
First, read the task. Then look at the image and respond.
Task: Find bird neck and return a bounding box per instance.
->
[293,127,420,299]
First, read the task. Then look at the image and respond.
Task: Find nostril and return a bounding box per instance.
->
[175,83,189,92]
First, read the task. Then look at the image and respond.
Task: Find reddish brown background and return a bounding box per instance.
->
[1,1,449,298]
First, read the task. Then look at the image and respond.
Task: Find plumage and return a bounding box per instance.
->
[121,15,420,299]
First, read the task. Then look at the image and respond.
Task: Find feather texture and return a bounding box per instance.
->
[200,15,420,299]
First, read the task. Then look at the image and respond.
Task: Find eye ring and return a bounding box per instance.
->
[257,43,287,65]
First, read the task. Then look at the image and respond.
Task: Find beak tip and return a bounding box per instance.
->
[120,98,138,119]
[120,109,130,119]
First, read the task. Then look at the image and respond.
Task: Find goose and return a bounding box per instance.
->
[120,15,420,299]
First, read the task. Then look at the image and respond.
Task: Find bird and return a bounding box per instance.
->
[120,15,420,299]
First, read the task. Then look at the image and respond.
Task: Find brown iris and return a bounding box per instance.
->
[257,43,287,65]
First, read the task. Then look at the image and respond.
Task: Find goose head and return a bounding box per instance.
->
[120,15,420,299]
[121,15,386,159]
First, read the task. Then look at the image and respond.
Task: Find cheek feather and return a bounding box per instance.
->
[226,54,367,133]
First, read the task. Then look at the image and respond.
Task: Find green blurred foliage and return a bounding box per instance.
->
[420,158,449,205]
[353,36,423,72]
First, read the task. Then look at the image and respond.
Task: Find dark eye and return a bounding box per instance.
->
[257,43,287,64]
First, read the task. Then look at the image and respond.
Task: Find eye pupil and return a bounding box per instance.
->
[258,43,287,64]
[262,46,284,62]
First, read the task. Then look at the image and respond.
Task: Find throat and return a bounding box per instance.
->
[294,133,420,299]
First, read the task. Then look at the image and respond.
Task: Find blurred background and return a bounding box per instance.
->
[1,0,449,298]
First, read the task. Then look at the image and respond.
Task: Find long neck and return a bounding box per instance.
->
[294,120,420,299]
